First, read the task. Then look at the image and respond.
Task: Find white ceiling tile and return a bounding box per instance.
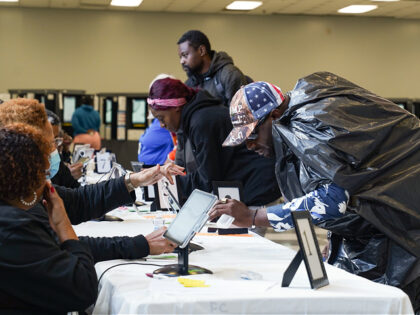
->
[80,0,110,4]
[50,0,79,8]
[165,0,204,12]
[79,0,110,10]
[0,0,418,19]
[301,0,350,14]
[273,0,331,14]
[251,0,297,14]
[307,1,360,15]
[191,0,231,13]
[391,2,420,18]
[137,0,173,11]
[19,0,49,7]
[109,5,138,11]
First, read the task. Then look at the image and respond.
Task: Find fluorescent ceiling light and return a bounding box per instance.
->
[338,5,378,14]
[110,0,142,7]
[0,0,19,2]
[226,1,263,11]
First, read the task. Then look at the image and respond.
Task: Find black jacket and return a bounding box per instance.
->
[185,51,247,106]
[51,161,80,188]
[28,177,150,263]
[177,90,280,206]
[0,201,97,313]
[273,72,420,309]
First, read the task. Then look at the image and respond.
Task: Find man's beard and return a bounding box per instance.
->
[182,65,191,73]
[182,64,201,76]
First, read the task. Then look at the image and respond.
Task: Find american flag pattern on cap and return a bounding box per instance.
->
[223,81,284,147]
[244,81,284,120]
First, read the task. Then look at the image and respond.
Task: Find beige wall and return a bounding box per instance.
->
[1,7,420,98]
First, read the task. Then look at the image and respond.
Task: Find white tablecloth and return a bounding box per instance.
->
[74,209,414,314]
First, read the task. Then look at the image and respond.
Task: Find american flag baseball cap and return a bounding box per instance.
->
[223,81,284,147]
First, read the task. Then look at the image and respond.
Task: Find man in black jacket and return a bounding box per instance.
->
[177,30,248,107]
[210,74,420,311]
[148,77,280,207]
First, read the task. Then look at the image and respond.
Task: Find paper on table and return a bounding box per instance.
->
[178,278,210,287]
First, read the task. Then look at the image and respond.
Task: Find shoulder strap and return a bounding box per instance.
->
[213,75,225,101]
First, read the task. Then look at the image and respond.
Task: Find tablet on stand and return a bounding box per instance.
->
[153,189,218,276]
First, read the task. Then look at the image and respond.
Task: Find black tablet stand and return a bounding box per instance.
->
[281,211,329,289]
[153,244,212,276]
[281,249,303,287]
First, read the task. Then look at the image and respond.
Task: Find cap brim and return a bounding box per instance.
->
[222,121,258,147]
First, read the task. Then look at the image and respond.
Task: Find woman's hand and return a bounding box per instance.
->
[67,162,83,180]
[145,227,177,255]
[42,182,78,242]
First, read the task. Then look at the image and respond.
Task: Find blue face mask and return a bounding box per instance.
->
[46,149,61,180]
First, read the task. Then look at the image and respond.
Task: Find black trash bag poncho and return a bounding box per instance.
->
[273,72,420,291]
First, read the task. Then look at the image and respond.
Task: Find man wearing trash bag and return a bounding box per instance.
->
[209,72,420,311]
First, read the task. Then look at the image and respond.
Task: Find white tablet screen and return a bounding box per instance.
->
[165,190,217,246]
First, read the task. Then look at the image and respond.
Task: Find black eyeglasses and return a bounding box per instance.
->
[247,115,268,141]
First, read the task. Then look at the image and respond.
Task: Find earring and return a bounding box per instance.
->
[20,191,38,207]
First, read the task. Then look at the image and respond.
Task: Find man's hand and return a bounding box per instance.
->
[145,227,177,255]
[67,162,83,180]
[159,162,185,185]
[130,165,163,187]
[208,199,253,227]
[130,163,185,187]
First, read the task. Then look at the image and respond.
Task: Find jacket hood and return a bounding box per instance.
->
[180,89,222,134]
[188,51,234,85]
[81,104,93,111]
[207,51,234,76]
